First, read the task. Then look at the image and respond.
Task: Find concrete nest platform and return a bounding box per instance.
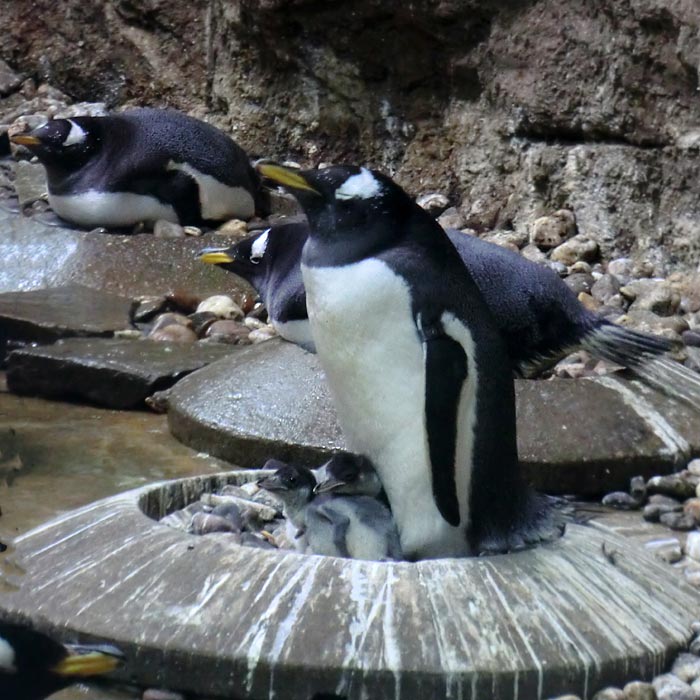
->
[0,470,698,700]
[168,340,700,496]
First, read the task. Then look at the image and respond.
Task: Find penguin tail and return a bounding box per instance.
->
[580,320,700,409]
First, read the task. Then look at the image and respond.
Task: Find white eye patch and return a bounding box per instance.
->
[63,120,87,147]
[250,229,270,262]
[0,637,17,673]
[334,167,382,201]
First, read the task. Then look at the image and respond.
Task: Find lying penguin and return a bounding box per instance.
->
[10,108,267,228]
[257,463,402,561]
[256,163,563,560]
[200,220,700,408]
[0,621,123,700]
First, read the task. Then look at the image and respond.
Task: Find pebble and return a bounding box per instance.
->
[437,206,465,230]
[0,59,22,96]
[244,317,267,331]
[200,492,279,522]
[652,674,697,700]
[189,512,240,536]
[688,460,700,477]
[521,243,548,264]
[591,274,622,303]
[682,331,700,348]
[630,476,647,502]
[196,295,244,320]
[151,312,193,332]
[188,311,219,337]
[622,681,657,700]
[183,225,203,237]
[482,229,529,249]
[133,296,168,322]
[550,234,599,265]
[113,329,142,340]
[602,492,641,510]
[565,272,595,295]
[672,654,700,685]
[686,532,700,562]
[621,279,681,317]
[686,568,700,588]
[249,327,277,344]
[153,220,185,238]
[659,512,696,531]
[691,636,700,656]
[13,160,47,207]
[570,261,592,274]
[578,292,602,312]
[215,218,248,237]
[416,192,449,216]
[149,325,198,343]
[529,209,576,249]
[205,319,251,344]
[650,540,683,564]
[647,475,697,501]
[683,499,700,526]
[592,688,624,700]
[608,257,634,285]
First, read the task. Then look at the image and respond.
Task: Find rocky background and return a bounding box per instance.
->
[2,0,700,273]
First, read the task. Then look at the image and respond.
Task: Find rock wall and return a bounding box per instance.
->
[2,0,700,270]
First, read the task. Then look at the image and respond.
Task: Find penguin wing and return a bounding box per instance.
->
[306,504,351,558]
[418,316,467,527]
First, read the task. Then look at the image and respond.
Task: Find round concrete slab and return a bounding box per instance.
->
[168,340,699,495]
[0,471,696,700]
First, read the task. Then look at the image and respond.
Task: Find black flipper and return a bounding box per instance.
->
[420,318,467,527]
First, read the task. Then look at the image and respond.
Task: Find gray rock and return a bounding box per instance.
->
[437,206,465,230]
[482,229,529,249]
[592,688,624,700]
[151,313,193,332]
[616,310,689,337]
[659,512,696,531]
[686,532,700,562]
[630,476,647,502]
[690,636,700,656]
[643,503,679,523]
[672,654,700,684]
[13,160,47,207]
[683,331,700,348]
[683,499,700,526]
[205,319,251,345]
[550,234,599,265]
[650,540,683,565]
[621,279,681,317]
[6,337,237,408]
[133,296,168,323]
[521,243,548,264]
[529,209,576,249]
[622,681,657,700]
[416,192,449,215]
[592,274,622,303]
[652,673,697,700]
[607,258,634,285]
[564,271,595,294]
[689,459,700,477]
[0,59,22,96]
[648,475,697,500]
[602,492,641,510]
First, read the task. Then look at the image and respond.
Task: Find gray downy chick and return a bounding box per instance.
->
[313,452,384,499]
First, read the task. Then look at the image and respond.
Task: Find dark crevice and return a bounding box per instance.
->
[512,126,668,150]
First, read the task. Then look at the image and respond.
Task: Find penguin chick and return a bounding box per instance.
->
[257,163,560,560]
[313,452,384,499]
[304,496,403,562]
[257,464,317,552]
[10,108,267,228]
[200,222,312,350]
[200,221,700,408]
[0,622,123,700]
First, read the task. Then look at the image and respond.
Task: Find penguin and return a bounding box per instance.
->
[9,108,267,228]
[200,221,312,350]
[257,464,402,561]
[0,622,123,700]
[257,163,561,560]
[313,452,384,499]
[200,221,700,407]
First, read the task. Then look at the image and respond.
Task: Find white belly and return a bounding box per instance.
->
[49,191,178,227]
[302,258,470,559]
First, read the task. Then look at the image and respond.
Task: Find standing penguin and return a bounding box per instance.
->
[258,163,560,559]
[200,222,700,408]
[0,622,123,700]
[10,108,267,228]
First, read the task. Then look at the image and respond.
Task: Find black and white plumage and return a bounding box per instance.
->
[313,452,384,499]
[257,463,402,561]
[258,163,560,559]
[201,221,700,407]
[10,108,267,228]
[0,622,123,700]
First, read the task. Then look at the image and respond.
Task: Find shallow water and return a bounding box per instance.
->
[0,378,234,699]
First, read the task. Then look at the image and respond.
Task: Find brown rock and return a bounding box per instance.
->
[151,313,193,333]
[550,235,599,265]
[683,499,700,525]
[529,209,576,249]
[149,325,198,343]
[205,320,251,345]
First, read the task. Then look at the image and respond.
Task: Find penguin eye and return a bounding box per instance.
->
[250,255,262,265]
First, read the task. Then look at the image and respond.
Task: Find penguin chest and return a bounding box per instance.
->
[301,258,471,558]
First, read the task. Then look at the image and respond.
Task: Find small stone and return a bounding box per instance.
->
[189,512,240,536]
[143,688,187,700]
[647,475,697,500]
[684,499,700,526]
[672,653,700,684]
[437,206,465,230]
[196,295,244,320]
[622,681,657,700]
[113,329,142,340]
[215,218,249,238]
[547,260,569,277]
[14,160,48,208]
[149,325,198,343]
[659,511,696,531]
[188,311,219,337]
[416,192,449,216]
[689,459,700,477]
[550,234,599,265]
[686,532,700,562]
[591,274,622,303]
[592,688,624,700]
[570,261,592,274]
[621,279,681,317]
[608,258,634,285]
[630,476,647,502]
[578,292,602,312]
[616,310,689,337]
[249,327,277,344]
[529,209,576,249]
[244,317,267,331]
[652,673,696,700]
[691,621,700,635]
[521,244,547,264]
[649,494,683,507]
[183,226,203,237]
[205,320,251,344]
[210,502,244,531]
[564,272,595,295]
[153,220,185,238]
[482,229,528,249]
[602,491,641,510]
[0,59,22,96]
[686,569,700,588]
[683,331,700,348]
[151,313,193,333]
[133,296,168,323]
[690,636,700,656]
[647,538,683,564]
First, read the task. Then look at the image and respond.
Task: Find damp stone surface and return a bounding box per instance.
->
[0,470,697,700]
[168,340,700,496]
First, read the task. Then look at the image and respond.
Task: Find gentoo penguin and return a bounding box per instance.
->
[201,222,700,407]
[10,108,267,228]
[0,622,123,700]
[313,452,384,499]
[258,464,402,561]
[200,221,312,350]
[257,163,560,559]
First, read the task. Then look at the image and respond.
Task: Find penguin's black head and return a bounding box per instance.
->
[257,464,317,495]
[0,622,123,700]
[258,164,417,253]
[10,117,100,169]
[314,454,383,497]
[200,227,273,280]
